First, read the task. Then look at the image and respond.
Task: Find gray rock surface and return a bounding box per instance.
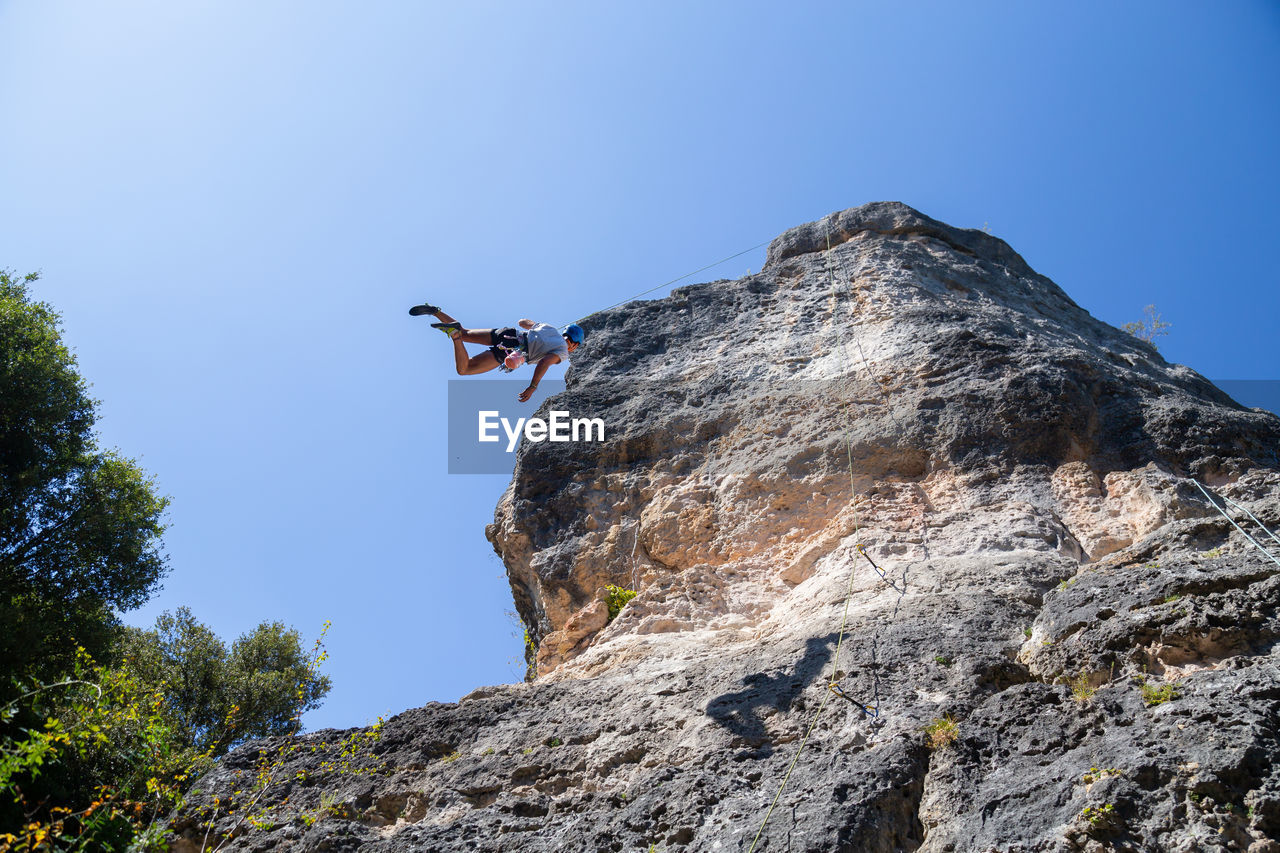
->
[173,202,1280,852]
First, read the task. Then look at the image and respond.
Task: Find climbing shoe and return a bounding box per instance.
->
[430,321,462,336]
[408,302,440,317]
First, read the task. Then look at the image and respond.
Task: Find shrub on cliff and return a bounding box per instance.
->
[605,585,637,621]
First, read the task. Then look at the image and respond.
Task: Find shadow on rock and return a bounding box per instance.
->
[704,634,836,757]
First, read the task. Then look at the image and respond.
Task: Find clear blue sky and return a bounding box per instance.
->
[2,2,1277,731]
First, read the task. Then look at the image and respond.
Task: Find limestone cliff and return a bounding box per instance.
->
[175,203,1280,852]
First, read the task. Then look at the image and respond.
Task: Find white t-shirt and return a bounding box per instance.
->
[524,323,569,365]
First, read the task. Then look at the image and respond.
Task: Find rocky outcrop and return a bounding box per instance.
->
[174,203,1280,852]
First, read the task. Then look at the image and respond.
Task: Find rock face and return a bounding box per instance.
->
[175,203,1280,852]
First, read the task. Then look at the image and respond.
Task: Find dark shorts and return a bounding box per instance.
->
[487,327,523,362]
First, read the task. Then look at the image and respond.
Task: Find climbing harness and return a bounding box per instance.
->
[493,330,529,373]
[1191,479,1280,568]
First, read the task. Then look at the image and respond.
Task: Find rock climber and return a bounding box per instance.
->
[409,302,585,402]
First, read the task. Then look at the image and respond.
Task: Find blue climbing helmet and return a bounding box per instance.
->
[564,323,585,344]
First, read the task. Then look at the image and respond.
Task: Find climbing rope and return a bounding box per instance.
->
[558,239,773,330]
[745,223,906,853]
[1218,492,1280,550]
[1191,479,1280,568]
[629,518,642,592]
[745,541,862,853]
[576,219,912,851]
[579,238,773,599]
[592,238,777,609]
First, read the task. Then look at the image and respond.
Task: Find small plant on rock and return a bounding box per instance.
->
[923,715,959,750]
[605,585,639,621]
[299,791,344,827]
[934,655,952,667]
[1139,679,1180,706]
[1066,671,1097,703]
[1081,802,1118,832]
[1082,767,1122,785]
[317,719,386,777]
[1121,304,1171,348]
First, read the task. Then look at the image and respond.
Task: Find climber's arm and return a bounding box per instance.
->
[518,354,560,402]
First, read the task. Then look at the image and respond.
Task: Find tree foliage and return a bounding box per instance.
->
[1,622,331,852]
[0,270,335,849]
[0,652,194,851]
[117,607,332,755]
[0,270,170,685]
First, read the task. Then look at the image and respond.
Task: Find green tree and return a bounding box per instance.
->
[118,607,332,755]
[0,270,333,849]
[0,270,170,686]
[1,611,332,851]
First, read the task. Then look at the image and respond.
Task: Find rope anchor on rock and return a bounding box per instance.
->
[826,680,878,717]
[856,544,906,594]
